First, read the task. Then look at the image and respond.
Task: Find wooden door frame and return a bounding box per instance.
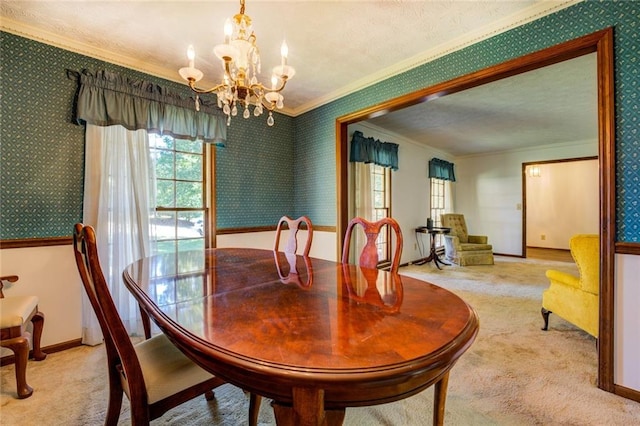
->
[336,29,615,393]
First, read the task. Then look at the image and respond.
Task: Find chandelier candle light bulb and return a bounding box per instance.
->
[178,0,295,128]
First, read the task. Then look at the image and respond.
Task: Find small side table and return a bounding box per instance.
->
[414,227,451,269]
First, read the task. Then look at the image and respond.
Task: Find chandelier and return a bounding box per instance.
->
[178,0,295,127]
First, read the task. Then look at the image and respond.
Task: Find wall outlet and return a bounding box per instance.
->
[541,234,546,240]
[516,203,522,210]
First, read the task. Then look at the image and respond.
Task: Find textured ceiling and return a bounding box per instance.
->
[365,53,598,156]
[1,0,590,155]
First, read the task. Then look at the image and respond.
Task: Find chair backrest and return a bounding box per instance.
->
[570,234,600,294]
[73,224,146,396]
[274,215,314,256]
[341,217,403,273]
[441,214,468,243]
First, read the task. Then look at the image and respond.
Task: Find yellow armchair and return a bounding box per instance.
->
[541,234,599,337]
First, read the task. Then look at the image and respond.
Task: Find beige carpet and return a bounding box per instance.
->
[2,256,639,425]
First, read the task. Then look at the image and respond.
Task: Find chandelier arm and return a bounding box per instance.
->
[259,77,290,94]
[187,79,227,95]
[257,96,277,111]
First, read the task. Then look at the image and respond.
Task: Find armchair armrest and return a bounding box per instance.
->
[545,269,580,289]
[468,235,488,244]
[0,275,19,298]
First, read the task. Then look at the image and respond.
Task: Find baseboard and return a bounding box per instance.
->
[614,383,640,403]
[1,338,82,366]
[527,246,570,252]
[494,252,523,258]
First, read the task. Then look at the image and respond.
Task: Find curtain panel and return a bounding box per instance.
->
[68,69,226,146]
[429,158,456,182]
[349,130,399,170]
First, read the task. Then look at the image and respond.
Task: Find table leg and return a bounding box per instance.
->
[433,370,450,426]
[273,387,332,426]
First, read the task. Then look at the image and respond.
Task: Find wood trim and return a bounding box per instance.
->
[614,384,640,403]
[217,225,336,235]
[494,252,523,258]
[0,338,82,366]
[615,242,640,255]
[336,120,349,260]
[0,226,339,245]
[596,27,616,393]
[336,28,617,396]
[0,236,73,249]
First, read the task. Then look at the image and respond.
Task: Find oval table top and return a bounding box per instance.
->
[123,248,478,424]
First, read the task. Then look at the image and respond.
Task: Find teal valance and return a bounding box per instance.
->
[67,69,226,146]
[349,131,399,170]
[428,158,456,182]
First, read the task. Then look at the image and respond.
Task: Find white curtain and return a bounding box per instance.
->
[352,162,373,263]
[81,124,155,345]
[444,180,455,213]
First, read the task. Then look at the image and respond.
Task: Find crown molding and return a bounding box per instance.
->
[2,18,182,84]
[2,0,581,118]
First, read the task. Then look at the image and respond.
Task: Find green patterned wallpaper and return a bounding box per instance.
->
[294,0,639,242]
[0,32,294,239]
[216,113,295,229]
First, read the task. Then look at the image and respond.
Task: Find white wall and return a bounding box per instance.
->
[526,160,599,249]
[454,140,598,255]
[217,230,336,261]
[0,245,82,357]
[615,254,640,390]
[349,122,455,265]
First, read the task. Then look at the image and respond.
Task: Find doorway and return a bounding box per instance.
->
[522,156,599,258]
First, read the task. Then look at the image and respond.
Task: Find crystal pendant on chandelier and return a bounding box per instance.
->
[177,0,295,128]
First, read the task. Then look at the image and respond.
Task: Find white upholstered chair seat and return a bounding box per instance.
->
[0,296,39,328]
[129,333,215,404]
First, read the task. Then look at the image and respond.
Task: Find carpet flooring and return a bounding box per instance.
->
[2,256,639,425]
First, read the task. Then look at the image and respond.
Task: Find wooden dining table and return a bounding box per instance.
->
[123,248,478,426]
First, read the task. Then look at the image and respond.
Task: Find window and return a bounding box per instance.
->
[372,165,391,264]
[430,178,446,248]
[149,134,207,254]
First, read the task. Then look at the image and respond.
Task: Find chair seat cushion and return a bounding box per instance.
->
[0,296,38,328]
[133,333,215,404]
[459,243,493,252]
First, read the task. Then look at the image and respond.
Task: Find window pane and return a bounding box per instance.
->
[175,138,202,154]
[178,239,205,252]
[373,192,384,208]
[154,150,175,179]
[176,182,203,208]
[374,174,383,191]
[177,212,203,239]
[150,134,174,150]
[176,153,203,181]
[156,180,175,208]
[155,240,176,254]
[154,212,176,241]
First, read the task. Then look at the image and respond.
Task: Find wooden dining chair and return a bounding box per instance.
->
[0,275,47,399]
[274,215,314,256]
[72,223,258,425]
[342,217,404,273]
